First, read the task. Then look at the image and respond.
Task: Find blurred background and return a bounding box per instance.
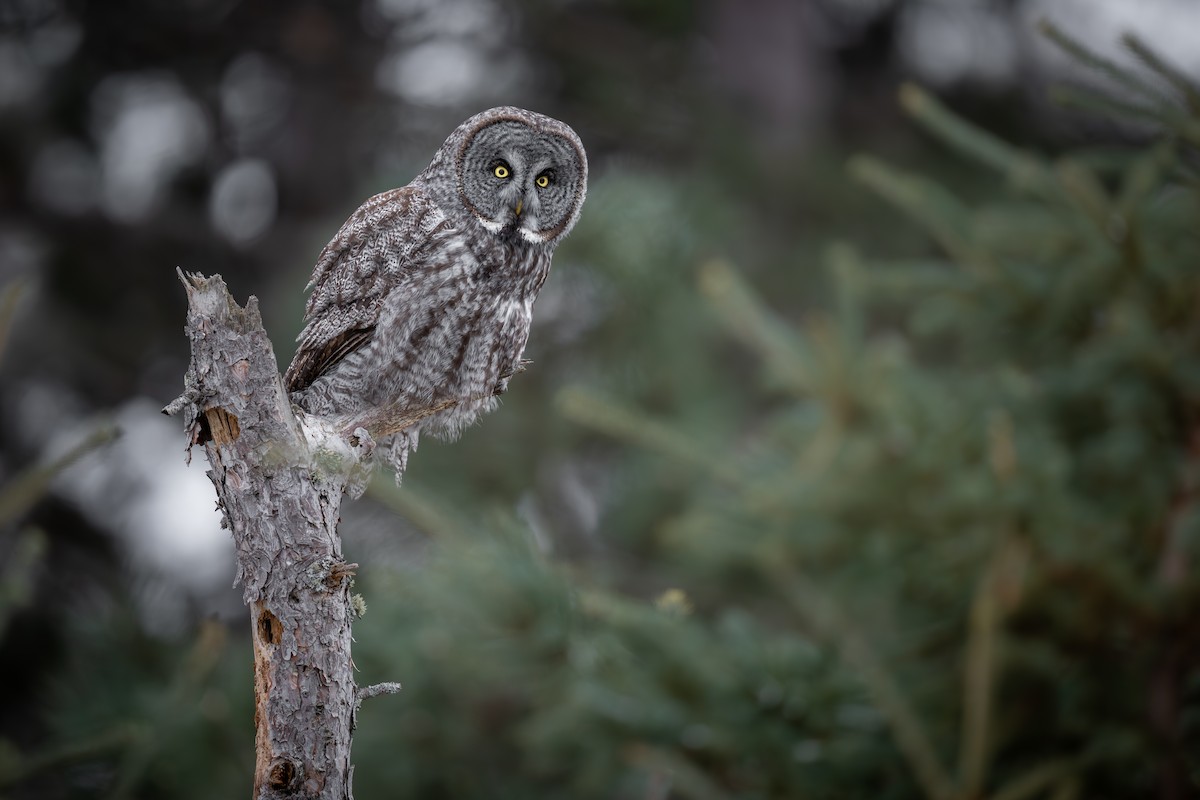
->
[2,0,1199,797]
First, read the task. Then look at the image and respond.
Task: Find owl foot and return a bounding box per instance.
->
[347,426,376,455]
[345,427,376,499]
[294,413,376,498]
[495,359,533,395]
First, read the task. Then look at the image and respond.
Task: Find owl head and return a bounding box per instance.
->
[423,107,588,247]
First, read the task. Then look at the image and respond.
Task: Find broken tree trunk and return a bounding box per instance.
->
[163,271,397,800]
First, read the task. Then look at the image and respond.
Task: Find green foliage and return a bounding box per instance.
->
[0,284,130,797]
[0,425,121,531]
[351,29,1199,799]
[352,529,873,799]
[45,617,251,799]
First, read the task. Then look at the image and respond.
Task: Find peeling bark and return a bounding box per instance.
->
[164,271,377,800]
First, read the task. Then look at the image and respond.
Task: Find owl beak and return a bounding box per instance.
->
[513,198,524,217]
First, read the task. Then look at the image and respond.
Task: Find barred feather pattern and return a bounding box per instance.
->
[284,106,585,483]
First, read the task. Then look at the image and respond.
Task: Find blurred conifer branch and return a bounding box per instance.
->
[0,725,139,789]
[898,84,1055,196]
[0,424,120,527]
[0,279,25,363]
[0,527,46,640]
[625,743,728,800]
[553,25,1199,800]
[557,387,742,486]
[770,562,956,800]
[1120,33,1200,113]
[697,260,812,394]
[1039,20,1200,146]
[848,156,996,275]
[108,622,227,800]
[365,472,466,538]
[0,281,121,528]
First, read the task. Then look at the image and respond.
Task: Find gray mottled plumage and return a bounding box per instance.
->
[284,107,587,481]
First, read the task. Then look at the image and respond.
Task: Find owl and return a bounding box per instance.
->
[284,107,588,485]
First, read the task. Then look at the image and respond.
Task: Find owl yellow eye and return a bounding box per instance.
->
[535,174,550,188]
[493,164,510,179]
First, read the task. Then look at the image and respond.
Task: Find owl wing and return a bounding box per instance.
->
[284,185,447,393]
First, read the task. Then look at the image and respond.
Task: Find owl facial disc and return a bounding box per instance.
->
[454,112,587,246]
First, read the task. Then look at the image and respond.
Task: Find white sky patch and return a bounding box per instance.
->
[0,17,78,109]
[373,0,528,105]
[48,396,232,596]
[219,52,291,152]
[209,158,277,245]
[375,0,508,39]
[0,38,40,109]
[377,39,488,105]
[91,72,210,223]
[29,138,100,216]
[898,1,1018,88]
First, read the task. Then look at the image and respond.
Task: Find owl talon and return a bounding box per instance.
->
[495,358,533,394]
[348,427,376,458]
[345,427,378,499]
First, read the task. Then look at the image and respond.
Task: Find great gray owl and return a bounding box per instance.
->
[284,106,587,483]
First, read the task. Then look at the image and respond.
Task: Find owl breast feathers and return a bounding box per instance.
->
[284,107,587,484]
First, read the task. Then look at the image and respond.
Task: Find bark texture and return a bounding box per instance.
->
[164,271,366,800]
